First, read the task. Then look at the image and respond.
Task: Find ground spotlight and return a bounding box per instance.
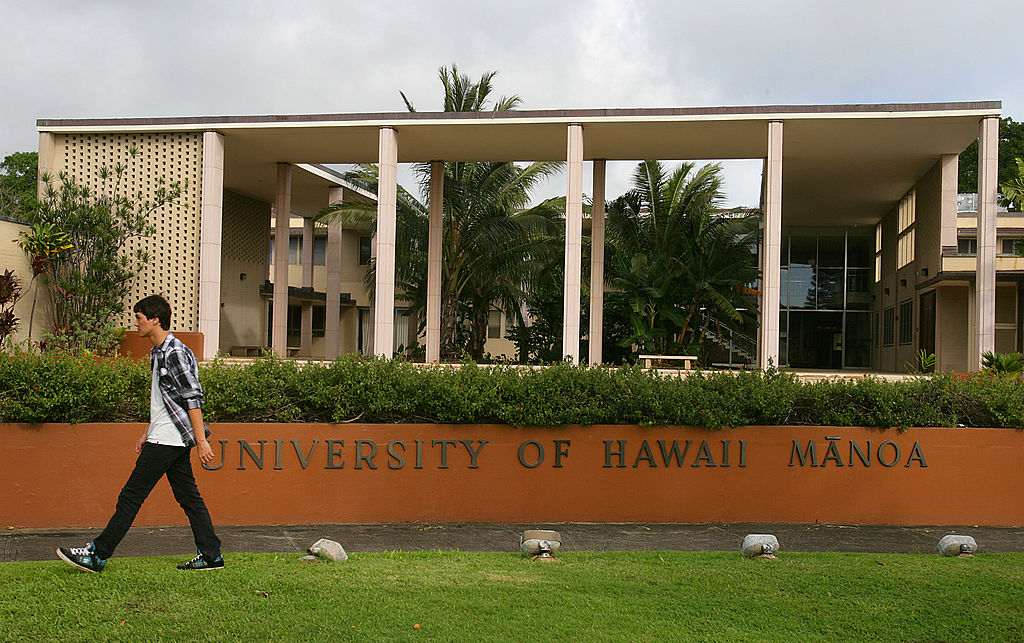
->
[938,535,977,557]
[742,534,780,559]
[520,529,561,562]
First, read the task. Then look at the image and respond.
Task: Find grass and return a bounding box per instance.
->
[2,551,1023,641]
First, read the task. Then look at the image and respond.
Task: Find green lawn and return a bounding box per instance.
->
[2,551,1022,641]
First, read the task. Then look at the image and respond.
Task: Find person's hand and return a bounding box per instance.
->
[196,438,214,465]
[136,433,147,454]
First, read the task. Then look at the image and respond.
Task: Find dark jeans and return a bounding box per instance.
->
[93,442,221,560]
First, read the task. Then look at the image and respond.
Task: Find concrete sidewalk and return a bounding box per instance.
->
[5,523,1024,562]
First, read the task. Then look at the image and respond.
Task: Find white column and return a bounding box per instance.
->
[299,217,314,357]
[426,161,444,363]
[325,186,344,360]
[588,159,606,365]
[272,163,292,357]
[374,126,398,357]
[198,131,225,360]
[758,121,783,369]
[562,123,584,363]
[974,116,998,370]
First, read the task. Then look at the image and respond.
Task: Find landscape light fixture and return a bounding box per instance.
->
[741,534,780,559]
[520,529,561,562]
[938,535,977,557]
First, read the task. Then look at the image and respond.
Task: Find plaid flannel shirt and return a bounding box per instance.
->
[151,333,210,447]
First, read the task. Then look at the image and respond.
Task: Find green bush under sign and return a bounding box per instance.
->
[0,353,1021,429]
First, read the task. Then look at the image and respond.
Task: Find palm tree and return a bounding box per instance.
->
[321,66,564,360]
[604,160,760,359]
[1001,158,1024,210]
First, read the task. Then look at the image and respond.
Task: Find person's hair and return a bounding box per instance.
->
[134,295,171,330]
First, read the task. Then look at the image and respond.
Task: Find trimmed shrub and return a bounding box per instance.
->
[1,352,1022,429]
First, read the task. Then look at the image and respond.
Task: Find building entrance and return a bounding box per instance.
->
[779,227,874,369]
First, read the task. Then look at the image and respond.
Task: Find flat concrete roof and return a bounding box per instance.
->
[38,102,1001,225]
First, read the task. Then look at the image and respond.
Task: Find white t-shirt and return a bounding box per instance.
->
[148,360,185,446]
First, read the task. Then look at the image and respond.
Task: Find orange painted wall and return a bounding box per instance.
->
[3,424,1022,528]
[118,331,205,362]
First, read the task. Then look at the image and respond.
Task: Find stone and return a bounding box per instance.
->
[742,534,781,558]
[308,538,348,562]
[938,535,977,557]
[520,529,561,556]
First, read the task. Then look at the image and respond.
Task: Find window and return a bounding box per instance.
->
[874,223,883,283]
[358,236,372,265]
[313,306,325,337]
[896,191,915,269]
[283,235,327,266]
[287,305,326,337]
[287,305,301,337]
[358,308,413,354]
[488,310,502,339]
[958,237,977,255]
[883,306,895,347]
[898,299,913,345]
[1001,238,1022,255]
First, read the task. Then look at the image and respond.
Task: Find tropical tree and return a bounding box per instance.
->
[959,117,1024,194]
[604,160,760,360]
[1000,157,1024,216]
[0,151,38,221]
[322,66,564,361]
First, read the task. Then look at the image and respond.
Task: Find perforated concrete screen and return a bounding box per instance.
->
[223,191,270,266]
[56,133,203,331]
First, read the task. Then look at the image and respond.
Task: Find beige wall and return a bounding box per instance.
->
[0,218,53,345]
[914,161,942,283]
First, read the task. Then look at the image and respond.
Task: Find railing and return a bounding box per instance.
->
[694,310,757,369]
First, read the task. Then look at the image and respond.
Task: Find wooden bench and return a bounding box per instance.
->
[638,354,698,370]
[230,345,302,358]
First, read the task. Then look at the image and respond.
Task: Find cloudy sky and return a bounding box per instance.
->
[2,0,1019,205]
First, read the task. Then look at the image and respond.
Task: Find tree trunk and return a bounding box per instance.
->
[468,296,489,361]
[439,289,460,361]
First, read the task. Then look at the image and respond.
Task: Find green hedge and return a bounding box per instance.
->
[1,353,1022,429]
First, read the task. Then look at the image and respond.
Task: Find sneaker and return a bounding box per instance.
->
[177,551,224,571]
[57,543,106,573]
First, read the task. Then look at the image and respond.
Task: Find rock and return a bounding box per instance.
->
[741,534,781,558]
[308,538,348,562]
[938,535,977,557]
[520,530,561,556]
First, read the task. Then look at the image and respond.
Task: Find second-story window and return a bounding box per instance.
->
[314,236,326,265]
[958,237,977,256]
[897,191,916,269]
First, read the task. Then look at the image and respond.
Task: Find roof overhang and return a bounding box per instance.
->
[38,102,1001,225]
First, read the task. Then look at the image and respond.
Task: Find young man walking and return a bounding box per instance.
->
[58,295,223,573]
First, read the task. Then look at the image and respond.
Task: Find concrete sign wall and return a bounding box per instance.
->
[4,424,1022,528]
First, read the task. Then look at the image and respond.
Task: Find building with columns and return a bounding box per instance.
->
[22,101,1020,371]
